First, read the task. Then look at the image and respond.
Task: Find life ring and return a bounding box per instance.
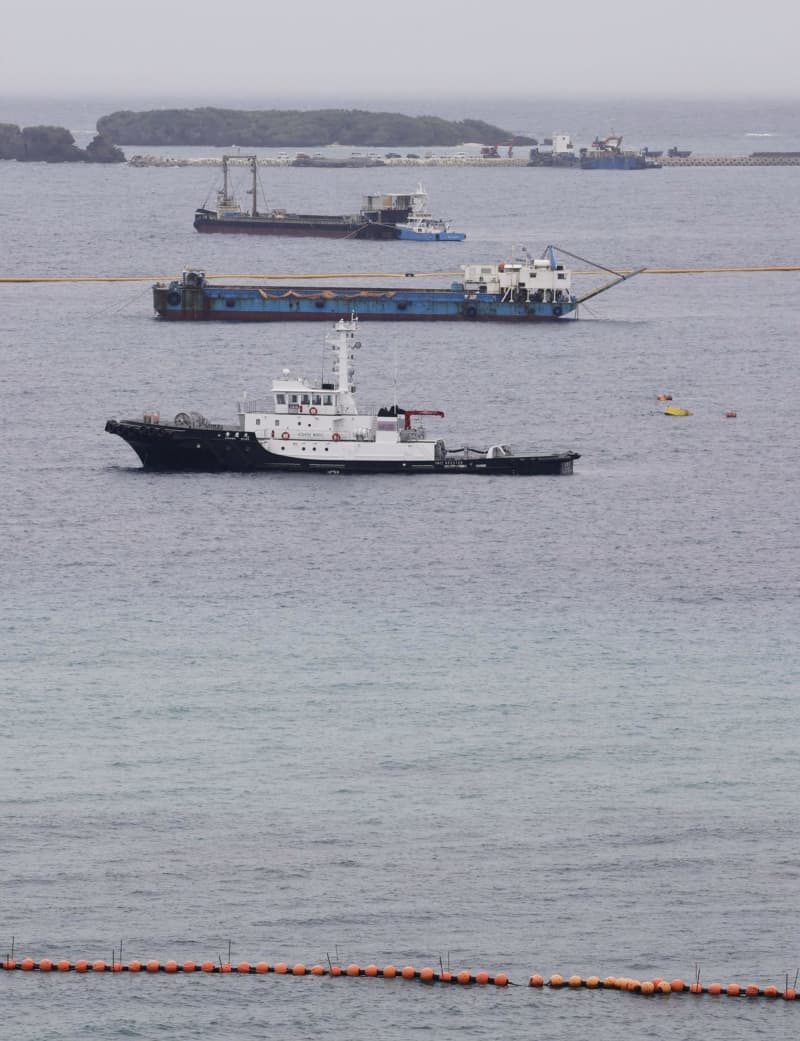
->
[465,304,478,318]
[553,305,562,317]
[309,406,318,416]
[281,431,290,440]
[167,291,181,306]
[332,432,341,442]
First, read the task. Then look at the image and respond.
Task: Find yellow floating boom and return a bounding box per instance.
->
[1,265,800,284]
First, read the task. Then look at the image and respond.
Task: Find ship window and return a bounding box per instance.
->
[312,394,322,405]
[290,395,298,403]
[255,418,261,425]
[276,393,286,405]
[301,394,311,405]
[558,273,566,279]
[225,299,235,308]
[323,394,333,406]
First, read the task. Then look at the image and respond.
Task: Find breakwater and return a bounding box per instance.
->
[128,153,800,168]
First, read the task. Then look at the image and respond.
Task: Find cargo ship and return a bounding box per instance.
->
[106,317,579,476]
[153,248,639,322]
[193,154,455,238]
[579,134,661,170]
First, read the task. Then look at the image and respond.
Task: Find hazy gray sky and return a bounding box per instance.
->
[4,0,799,101]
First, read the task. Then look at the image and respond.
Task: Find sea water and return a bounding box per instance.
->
[1,97,799,1040]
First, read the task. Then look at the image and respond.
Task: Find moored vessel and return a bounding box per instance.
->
[106,317,579,475]
[153,247,639,322]
[193,155,454,239]
[393,183,465,241]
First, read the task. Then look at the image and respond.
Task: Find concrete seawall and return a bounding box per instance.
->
[128,154,800,169]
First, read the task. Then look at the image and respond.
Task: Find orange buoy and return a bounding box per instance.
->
[586,976,599,989]
[457,970,471,985]
[658,981,672,994]
[92,960,106,973]
[745,984,760,997]
[164,960,178,974]
[726,983,740,997]
[292,963,306,976]
[183,960,196,973]
[21,958,35,971]
[382,965,397,979]
[200,960,215,973]
[364,964,378,977]
[493,972,509,987]
[529,974,544,987]
[567,974,582,988]
[549,973,564,988]
[146,960,160,974]
[401,965,416,980]
[419,967,435,983]
[708,982,722,995]
[112,962,123,973]
[640,981,655,995]
[627,980,641,992]
[670,978,685,992]
[782,987,797,1000]
[475,971,489,985]
[764,985,779,998]
[440,970,452,983]
[346,963,360,977]
[75,960,89,973]
[39,959,53,972]
[603,976,617,988]
[255,962,270,974]
[57,960,71,972]
[329,964,342,977]
[274,962,288,974]
[689,981,703,994]
[219,963,232,974]
[238,962,252,974]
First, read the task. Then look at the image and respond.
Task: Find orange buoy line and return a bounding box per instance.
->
[0,957,509,985]
[527,973,798,999]
[2,955,798,1000]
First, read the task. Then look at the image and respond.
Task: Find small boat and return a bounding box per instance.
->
[664,405,692,416]
[194,154,415,239]
[106,317,580,475]
[393,184,465,241]
[153,247,641,322]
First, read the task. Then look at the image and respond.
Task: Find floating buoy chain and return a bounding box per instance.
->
[2,956,798,999]
[527,972,799,999]
[0,957,508,984]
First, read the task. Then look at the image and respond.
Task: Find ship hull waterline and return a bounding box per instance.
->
[105,421,579,476]
[153,286,577,322]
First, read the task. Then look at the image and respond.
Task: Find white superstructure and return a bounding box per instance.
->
[236,317,446,465]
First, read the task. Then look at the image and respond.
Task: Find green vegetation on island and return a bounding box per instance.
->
[0,123,125,163]
[96,107,534,148]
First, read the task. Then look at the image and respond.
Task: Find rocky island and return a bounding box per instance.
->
[0,123,125,163]
[96,106,534,148]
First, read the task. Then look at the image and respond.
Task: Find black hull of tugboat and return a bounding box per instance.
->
[105,421,579,475]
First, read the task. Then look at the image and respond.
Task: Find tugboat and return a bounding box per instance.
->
[106,318,579,475]
[393,184,465,241]
[193,155,451,239]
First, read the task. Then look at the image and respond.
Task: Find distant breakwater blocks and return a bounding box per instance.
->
[3,957,800,1002]
[127,154,800,168]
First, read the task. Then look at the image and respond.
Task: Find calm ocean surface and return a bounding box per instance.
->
[2,96,799,1040]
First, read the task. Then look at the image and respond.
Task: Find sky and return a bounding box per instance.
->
[3,0,800,103]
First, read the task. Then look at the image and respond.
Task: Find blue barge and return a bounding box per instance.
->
[153,249,636,322]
